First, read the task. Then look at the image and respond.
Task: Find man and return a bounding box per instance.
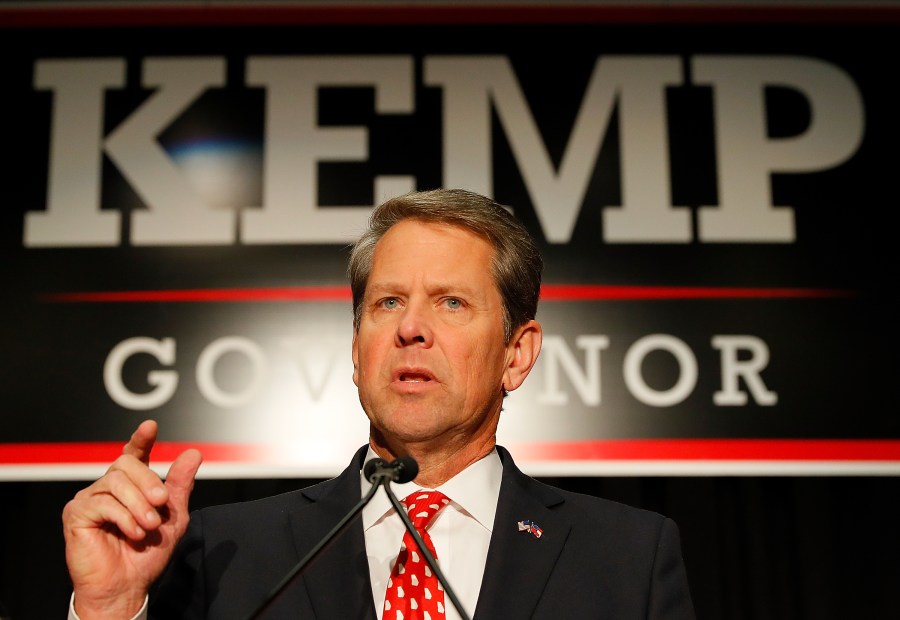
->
[64,189,695,619]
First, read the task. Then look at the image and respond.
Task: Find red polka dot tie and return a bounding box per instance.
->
[383,491,450,620]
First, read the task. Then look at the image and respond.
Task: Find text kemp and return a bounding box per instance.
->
[25,55,864,247]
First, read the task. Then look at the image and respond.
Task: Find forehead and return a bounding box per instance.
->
[378,218,492,256]
[369,219,496,283]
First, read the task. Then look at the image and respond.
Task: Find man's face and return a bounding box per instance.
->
[352,219,513,450]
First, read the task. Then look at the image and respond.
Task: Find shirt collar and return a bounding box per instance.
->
[360,446,502,533]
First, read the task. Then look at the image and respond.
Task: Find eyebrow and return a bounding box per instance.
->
[365,281,485,301]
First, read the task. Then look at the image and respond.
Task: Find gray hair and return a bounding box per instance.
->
[348,189,542,342]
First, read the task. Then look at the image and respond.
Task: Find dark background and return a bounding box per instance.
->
[2,474,899,619]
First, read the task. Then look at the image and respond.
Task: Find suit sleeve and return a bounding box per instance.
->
[647,517,696,620]
[148,510,208,620]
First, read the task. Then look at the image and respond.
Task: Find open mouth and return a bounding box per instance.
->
[399,372,432,383]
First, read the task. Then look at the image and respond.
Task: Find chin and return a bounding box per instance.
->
[376,417,447,445]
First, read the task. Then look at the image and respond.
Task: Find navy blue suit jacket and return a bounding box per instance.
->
[151,446,695,619]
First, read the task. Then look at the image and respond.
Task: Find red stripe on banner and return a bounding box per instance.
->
[539,285,854,301]
[40,284,853,304]
[2,6,900,28]
[41,287,352,303]
[512,439,900,462]
[0,442,267,464]
[2,439,899,465]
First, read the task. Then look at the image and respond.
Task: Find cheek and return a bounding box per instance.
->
[354,336,387,379]
[462,342,506,388]
[351,336,360,385]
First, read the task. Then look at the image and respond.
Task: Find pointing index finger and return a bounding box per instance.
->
[121,420,158,465]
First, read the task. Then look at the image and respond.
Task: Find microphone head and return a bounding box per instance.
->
[363,458,387,482]
[392,456,419,484]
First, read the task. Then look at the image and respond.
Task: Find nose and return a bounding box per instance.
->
[395,300,433,348]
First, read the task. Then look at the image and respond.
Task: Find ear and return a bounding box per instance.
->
[351,328,360,387]
[502,320,542,393]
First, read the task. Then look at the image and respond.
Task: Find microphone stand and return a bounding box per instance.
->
[242,458,471,620]
[382,478,472,620]
[241,479,382,620]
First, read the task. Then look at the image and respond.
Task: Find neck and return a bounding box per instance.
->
[369,430,496,488]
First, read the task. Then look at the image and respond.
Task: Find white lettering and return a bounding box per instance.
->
[623,334,698,407]
[108,57,232,245]
[712,335,778,405]
[427,56,688,243]
[693,55,864,242]
[195,336,267,408]
[599,57,691,243]
[281,337,343,400]
[538,335,610,406]
[100,332,774,411]
[27,59,126,247]
[27,54,864,248]
[103,337,178,410]
[243,56,415,243]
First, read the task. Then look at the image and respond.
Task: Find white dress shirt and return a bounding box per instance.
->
[362,447,502,620]
[70,448,502,620]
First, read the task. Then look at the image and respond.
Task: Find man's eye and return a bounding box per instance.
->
[381,298,399,309]
[444,298,462,310]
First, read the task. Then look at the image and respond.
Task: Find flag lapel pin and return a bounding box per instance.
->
[517,519,543,539]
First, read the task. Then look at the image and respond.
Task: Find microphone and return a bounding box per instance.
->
[364,455,419,484]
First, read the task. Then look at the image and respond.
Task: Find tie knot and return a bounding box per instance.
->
[402,491,450,529]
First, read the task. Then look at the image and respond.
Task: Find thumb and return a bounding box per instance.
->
[164,448,203,510]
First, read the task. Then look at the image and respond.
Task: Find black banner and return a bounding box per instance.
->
[2,6,898,477]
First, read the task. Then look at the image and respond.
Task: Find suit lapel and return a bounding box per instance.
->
[276,446,568,619]
[287,446,378,620]
[473,447,571,620]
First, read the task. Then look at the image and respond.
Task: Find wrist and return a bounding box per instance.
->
[72,590,148,620]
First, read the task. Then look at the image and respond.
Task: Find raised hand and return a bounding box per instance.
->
[63,420,202,619]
